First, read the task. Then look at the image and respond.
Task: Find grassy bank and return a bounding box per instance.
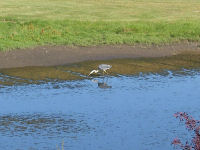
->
[0,0,200,50]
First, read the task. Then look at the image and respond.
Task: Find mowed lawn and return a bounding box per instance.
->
[0,0,200,50]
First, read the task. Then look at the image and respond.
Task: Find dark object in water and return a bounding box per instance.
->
[92,79,112,89]
[98,82,112,89]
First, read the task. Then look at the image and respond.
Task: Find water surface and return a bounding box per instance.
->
[1,55,200,150]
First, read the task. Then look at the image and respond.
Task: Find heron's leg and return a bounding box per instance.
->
[104,70,109,82]
[104,70,108,75]
[102,71,105,76]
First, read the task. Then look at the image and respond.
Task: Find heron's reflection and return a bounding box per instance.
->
[92,78,112,89]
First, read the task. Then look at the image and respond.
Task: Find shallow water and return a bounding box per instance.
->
[0,67,200,150]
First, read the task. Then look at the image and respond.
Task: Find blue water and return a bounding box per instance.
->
[0,70,200,150]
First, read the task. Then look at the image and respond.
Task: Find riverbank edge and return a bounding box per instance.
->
[1,42,200,69]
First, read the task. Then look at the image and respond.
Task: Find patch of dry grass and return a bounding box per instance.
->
[0,0,200,21]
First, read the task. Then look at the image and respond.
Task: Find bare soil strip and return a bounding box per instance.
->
[0,42,200,69]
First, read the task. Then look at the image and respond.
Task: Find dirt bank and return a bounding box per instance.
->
[0,42,200,69]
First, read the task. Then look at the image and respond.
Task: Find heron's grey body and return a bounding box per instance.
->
[98,64,112,72]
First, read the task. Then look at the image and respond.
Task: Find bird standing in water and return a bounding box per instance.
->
[88,64,112,76]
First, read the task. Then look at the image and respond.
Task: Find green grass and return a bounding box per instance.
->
[0,0,200,50]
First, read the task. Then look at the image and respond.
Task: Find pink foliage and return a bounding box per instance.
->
[172,112,200,150]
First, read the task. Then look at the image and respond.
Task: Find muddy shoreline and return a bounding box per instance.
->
[0,42,200,69]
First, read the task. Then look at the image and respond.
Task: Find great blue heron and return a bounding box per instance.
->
[88,64,112,76]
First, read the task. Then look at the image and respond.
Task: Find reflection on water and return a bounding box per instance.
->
[1,54,200,150]
[0,114,92,137]
[92,78,112,89]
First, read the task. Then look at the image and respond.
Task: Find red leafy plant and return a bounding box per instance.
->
[172,112,200,150]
